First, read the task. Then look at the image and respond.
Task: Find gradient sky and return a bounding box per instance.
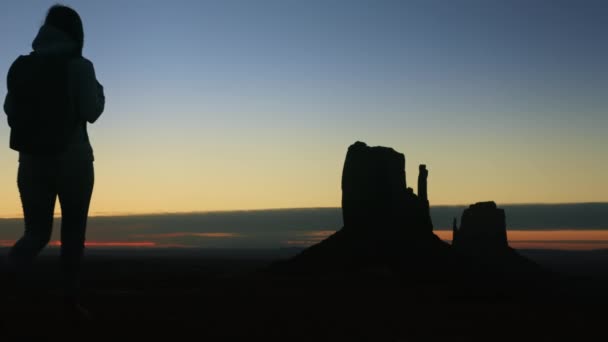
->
[1,0,607,217]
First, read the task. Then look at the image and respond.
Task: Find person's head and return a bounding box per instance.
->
[44,4,84,56]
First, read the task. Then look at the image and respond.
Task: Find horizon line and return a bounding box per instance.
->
[1,201,607,220]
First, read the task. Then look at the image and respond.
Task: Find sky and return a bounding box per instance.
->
[0,0,607,217]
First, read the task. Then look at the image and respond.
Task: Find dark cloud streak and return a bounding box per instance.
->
[0,204,606,248]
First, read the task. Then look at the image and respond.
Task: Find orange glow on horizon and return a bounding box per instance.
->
[283,230,335,246]
[434,230,608,250]
[0,240,158,248]
[130,232,241,239]
[303,230,336,238]
[0,230,607,250]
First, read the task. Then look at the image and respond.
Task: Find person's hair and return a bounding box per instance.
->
[44,4,84,56]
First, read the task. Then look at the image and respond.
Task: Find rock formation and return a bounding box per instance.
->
[451,201,543,277]
[417,164,433,233]
[340,141,408,230]
[270,141,543,281]
[418,164,428,202]
[452,201,509,253]
[273,141,449,274]
[340,141,434,236]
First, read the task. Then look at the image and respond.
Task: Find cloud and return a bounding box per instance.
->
[435,230,608,251]
[0,204,606,249]
[130,232,242,239]
[432,203,608,230]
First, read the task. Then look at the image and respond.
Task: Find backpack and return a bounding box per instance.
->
[6,52,79,155]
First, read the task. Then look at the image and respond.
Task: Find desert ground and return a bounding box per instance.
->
[0,247,606,340]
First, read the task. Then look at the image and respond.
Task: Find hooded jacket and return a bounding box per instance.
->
[3,24,105,162]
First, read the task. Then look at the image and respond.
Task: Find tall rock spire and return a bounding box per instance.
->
[418,164,428,202]
[417,164,433,232]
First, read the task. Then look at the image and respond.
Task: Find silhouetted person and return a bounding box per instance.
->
[3,5,104,319]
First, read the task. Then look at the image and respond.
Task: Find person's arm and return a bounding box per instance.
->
[4,92,13,115]
[4,61,16,126]
[4,92,14,127]
[73,58,105,123]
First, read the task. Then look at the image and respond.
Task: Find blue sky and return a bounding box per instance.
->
[0,0,607,216]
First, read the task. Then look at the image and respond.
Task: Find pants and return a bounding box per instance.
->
[8,159,94,295]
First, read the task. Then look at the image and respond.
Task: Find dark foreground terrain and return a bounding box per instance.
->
[1,248,607,340]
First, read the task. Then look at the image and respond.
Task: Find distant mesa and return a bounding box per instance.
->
[268,140,547,294]
[341,141,435,236]
[450,201,543,276]
[272,141,449,274]
[452,201,509,253]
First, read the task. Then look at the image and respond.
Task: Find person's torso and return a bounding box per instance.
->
[17,58,94,163]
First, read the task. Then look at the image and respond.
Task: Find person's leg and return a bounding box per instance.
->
[8,161,57,273]
[57,161,94,299]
